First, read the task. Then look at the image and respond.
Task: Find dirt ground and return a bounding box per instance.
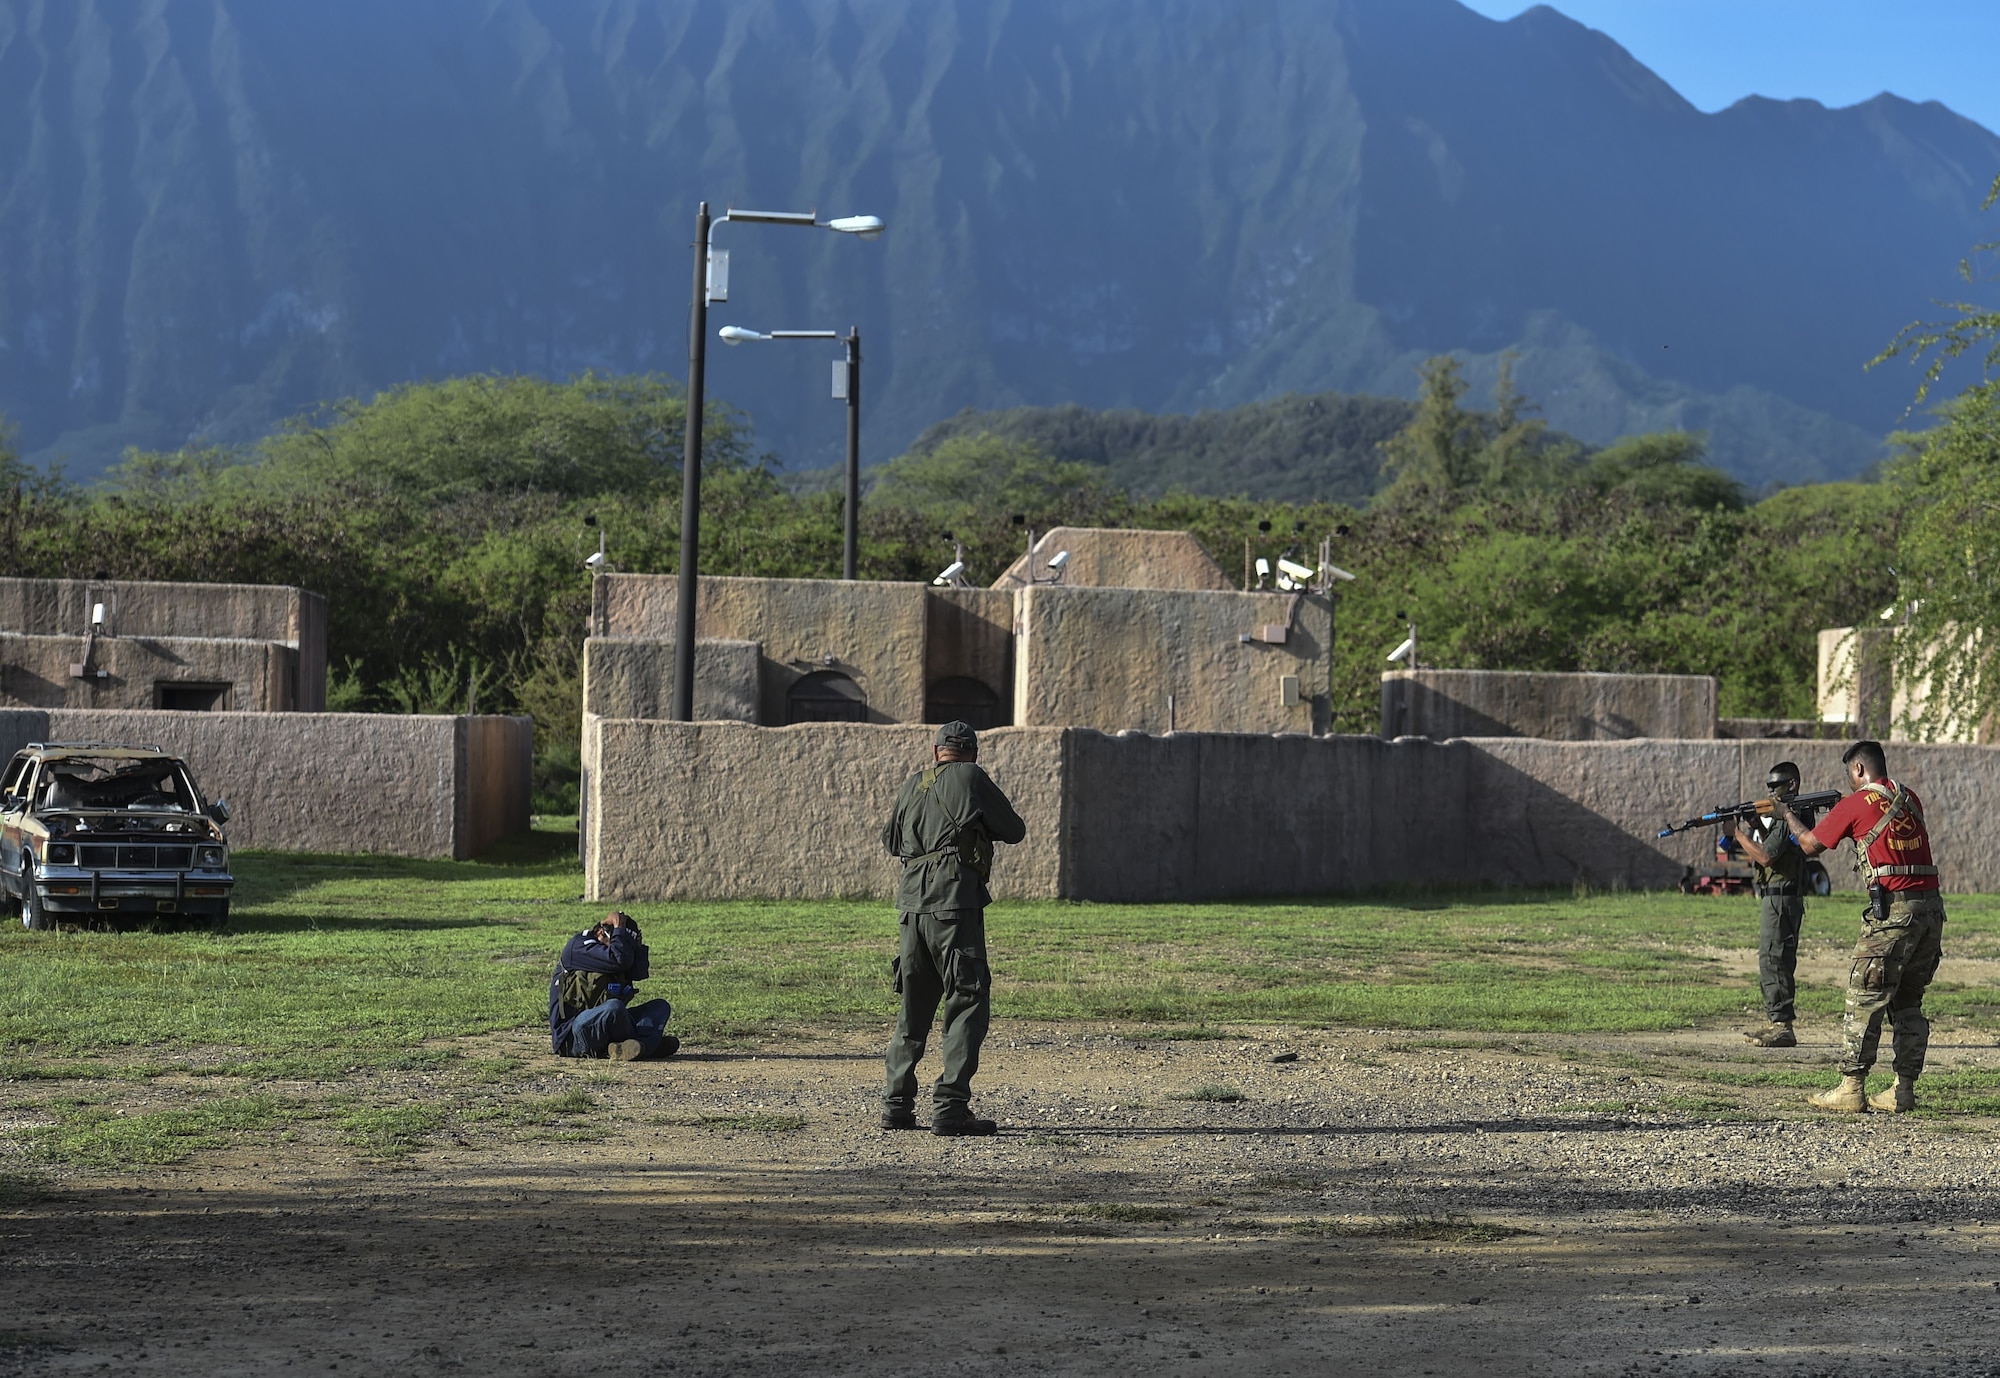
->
[6,1020,2000,1377]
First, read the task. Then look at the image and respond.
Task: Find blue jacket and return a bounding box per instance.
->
[548,926,650,1051]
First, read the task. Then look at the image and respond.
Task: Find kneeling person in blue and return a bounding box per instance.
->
[549,911,679,1061]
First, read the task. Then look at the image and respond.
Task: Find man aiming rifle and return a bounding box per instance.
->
[1720,762,1821,1049]
[1780,740,1945,1114]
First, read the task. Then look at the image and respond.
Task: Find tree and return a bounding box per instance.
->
[1377,356,1485,495]
[1872,172,2000,741]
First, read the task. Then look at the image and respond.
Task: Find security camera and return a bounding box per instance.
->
[1254,557,1271,590]
[1387,637,1415,663]
[1324,564,1357,582]
[1048,550,1070,570]
[1276,558,1315,584]
[584,551,608,570]
[90,603,106,628]
[933,560,966,586]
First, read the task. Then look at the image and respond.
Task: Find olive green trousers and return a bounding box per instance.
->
[883,909,991,1114]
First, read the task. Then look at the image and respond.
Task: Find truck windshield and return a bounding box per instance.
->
[38,761,196,812]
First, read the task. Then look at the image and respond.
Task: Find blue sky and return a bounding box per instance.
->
[1459,1,2000,135]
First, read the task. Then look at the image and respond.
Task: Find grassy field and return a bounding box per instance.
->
[4,821,2000,1168]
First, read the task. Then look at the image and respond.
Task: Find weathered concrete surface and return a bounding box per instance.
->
[1817,627,1893,739]
[1060,731,1472,900]
[1381,670,1717,741]
[0,634,300,711]
[1016,586,1330,735]
[584,722,1063,901]
[923,588,1013,723]
[1717,717,1837,740]
[592,575,927,725]
[1467,738,2000,894]
[582,724,2000,900]
[581,638,761,723]
[0,710,531,859]
[0,578,326,711]
[993,527,1236,591]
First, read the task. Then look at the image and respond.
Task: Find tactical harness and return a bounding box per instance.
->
[1855,782,1938,884]
[898,764,994,883]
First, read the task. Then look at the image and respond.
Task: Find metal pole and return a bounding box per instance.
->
[843,328,861,580]
[673,202,711,722]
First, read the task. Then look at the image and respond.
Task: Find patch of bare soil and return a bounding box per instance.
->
[5,1021,2000,1377]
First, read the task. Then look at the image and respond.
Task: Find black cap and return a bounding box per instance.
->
[935,721,978,753]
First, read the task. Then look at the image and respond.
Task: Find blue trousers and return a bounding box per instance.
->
[561,998,672,1059]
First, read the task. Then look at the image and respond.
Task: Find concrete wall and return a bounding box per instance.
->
[1381,670,1717,741]
[0,579,327,712]
[592,575,928,725]
[924,589,1013,723]
[0,634,300,711]
[1817,627,1893,739]
[0,710,531,859]
[581,637,761,723]
[1016,586,1331,735]
[993,527,1237,591]
[583,721,1065,901]
[582,723,2000,899]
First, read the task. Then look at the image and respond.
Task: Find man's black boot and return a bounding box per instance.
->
[931,1106,997,1137]
[881,1108,919,1131]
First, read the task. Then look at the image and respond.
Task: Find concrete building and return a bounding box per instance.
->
[582,529,1333,737]
[0,578,327,712]
[1817,625,1995,745]
[1380,669,1718,741]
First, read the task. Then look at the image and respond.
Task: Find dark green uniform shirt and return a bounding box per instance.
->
[1747,811,1808,891]
[881,760,1027,912]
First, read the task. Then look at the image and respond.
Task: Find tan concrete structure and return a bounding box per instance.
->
[993,527,1237,591]
[583,721,1063,901]
[593,575,930,725]
[0,578,327,712]
[1817,624,1995,745]
[1015,586,1331,734]
[0,709,530,859]
[582,638,761,724]
[1380,669,1717,741]
[583,723,2000,900]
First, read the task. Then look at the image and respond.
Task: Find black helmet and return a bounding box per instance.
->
[1766,761,1801,799]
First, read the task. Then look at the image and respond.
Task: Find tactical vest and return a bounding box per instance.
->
[1854,782,1939,885]
[1747,811,1808,891]
[900,764,994,882]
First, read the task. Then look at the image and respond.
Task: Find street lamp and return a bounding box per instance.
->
[718,325,864,580]
[675,203,884,721]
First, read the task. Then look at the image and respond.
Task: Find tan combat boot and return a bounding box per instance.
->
[1808,1074,1869,1113]
[1868,1076,1916,1114]
[1742,1023,1797,1048]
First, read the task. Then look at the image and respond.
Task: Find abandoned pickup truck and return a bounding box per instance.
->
[0,742,234,931]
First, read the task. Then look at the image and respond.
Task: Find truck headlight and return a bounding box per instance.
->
[199,846,225,867]
[44,843,75,865]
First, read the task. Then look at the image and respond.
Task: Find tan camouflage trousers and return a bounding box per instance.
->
[1839,891,1946,1080]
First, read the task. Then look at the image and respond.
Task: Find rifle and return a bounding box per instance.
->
[1657,790,1841,839]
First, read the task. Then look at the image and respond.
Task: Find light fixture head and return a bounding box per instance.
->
[718,326,768,345]
[825,214,886,239]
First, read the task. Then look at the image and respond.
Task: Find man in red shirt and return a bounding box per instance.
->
[1783,740,1945,1114]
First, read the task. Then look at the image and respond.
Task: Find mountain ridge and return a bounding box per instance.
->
[0,0,1994,486]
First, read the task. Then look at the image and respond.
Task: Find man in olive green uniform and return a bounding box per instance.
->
[880,721,1027,1137]
[1728,761,1811,1049]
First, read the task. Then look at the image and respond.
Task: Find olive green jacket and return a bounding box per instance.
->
[1747,812,1808,891]
[881,760,1027,912]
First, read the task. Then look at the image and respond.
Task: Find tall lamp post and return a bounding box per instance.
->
[718,325,863,579]
[674,205,883,722]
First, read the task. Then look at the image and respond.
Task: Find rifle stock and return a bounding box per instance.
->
[1658,789,1842,839]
